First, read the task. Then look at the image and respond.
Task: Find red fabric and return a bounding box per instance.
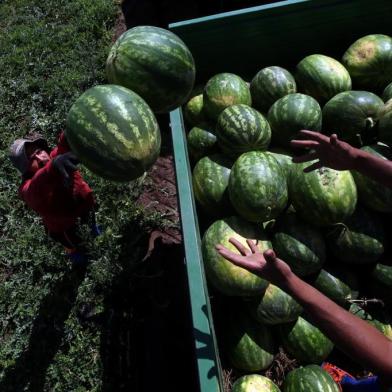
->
[19,132,95,232]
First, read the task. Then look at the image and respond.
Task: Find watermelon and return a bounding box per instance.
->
[203,73,251,121]
[232,375,281,392]
[216,104,271,157]
[248,283,303,325]
[228,151,288,222]
[350,303,392,340]
[322,91,384,146]
[187,124,217,162]
[106,26,195,113]
[283,365,340,392]
[295,54,351,104]
[370,263,392,304]
[201,216,271,296]
[382,83,392,102]
[289,163,357,226]
[278,316,334,364]
[267,93,322,148]
[311,268,354,307]
[352,144,392,212]
[250,66,297,113]
[342,34,392,92]
[272,212,326,277]
[192,154,233,216]
[378,99,392,147]
[66,85,161,181]
[227,310,275,371]
[267,149,293,181]
[326,206,385,264]
[184,94,206,127]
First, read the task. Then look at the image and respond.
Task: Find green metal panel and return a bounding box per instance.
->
[169,1,392,391]
[170,0,392,82]
[170,109,223,392]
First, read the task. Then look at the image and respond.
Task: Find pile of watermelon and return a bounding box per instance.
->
[66,26,196,181]
[184,34,392,391]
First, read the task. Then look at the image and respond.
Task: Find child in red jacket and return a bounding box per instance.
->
[9,131,101,265]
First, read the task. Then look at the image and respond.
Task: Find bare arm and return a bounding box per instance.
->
[216,239,392,385]
[291,130,392,188]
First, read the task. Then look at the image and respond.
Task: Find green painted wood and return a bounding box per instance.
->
[170,109,223,392]
[170,0,392,82]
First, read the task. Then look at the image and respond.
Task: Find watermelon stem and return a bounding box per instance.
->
[365,117,375,129]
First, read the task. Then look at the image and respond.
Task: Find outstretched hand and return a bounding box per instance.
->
[215,238,292,286]
[290,130,358,172]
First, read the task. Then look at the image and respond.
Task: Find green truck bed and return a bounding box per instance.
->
[169,1,392,390]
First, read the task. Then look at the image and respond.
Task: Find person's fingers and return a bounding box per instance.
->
[303,160,323,173]
[67,152,79,164]
[292,151,319,163]
[330,134,339,146]
[246,239,259,253]
[264,248,277,262]
[290,140,319,149]
[64,160,78,172]
[216,246,256,270]
[229,237,251,256]
[296,130,329,142]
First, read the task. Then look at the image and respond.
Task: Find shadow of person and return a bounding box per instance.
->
[0,264,87,392]
[98,222,198,392]
[193,304,220,380]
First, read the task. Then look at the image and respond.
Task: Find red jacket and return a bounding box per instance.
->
[19,132,95,232]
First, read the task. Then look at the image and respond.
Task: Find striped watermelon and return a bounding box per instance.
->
[106,26,195,113]
[272,212,326,277]
[350,303,392,340]
[248,283,303,325]
[267,93,322,148]
[342,34,392,92]
[283,365,340,392]
[201,216,270,296]
[66,85,161,181]
[267,149,293,181]
[322,91,384,146]
[184,94,206,127]
[192,154,233,216]
[383,83,392,102]
[326,206,385,264]
[250,66,297,113]
[279,316,334,364]
[227,310,275,371]
[295,54,351,104]
[352,145,392,212]
[216,104,271,157]
[378,99,392,147]
[370,263,392,304]
[187,125,217,162]
[228,151,288,222]
[289,163,357,226]
[232,375,281,392]
[311,268,353,307]
[203,73,251,121]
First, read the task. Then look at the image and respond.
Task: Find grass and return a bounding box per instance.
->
[0,1,170,390]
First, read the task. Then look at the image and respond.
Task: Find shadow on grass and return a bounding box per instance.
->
[0,264,87,392]
[97,222,199,392]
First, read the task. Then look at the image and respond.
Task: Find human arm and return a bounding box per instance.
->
[50,131,71,157]
[216,239,392,385]
[291,130,392,188]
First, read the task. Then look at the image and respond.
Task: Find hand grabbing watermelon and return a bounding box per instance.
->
[215,238,292,286]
